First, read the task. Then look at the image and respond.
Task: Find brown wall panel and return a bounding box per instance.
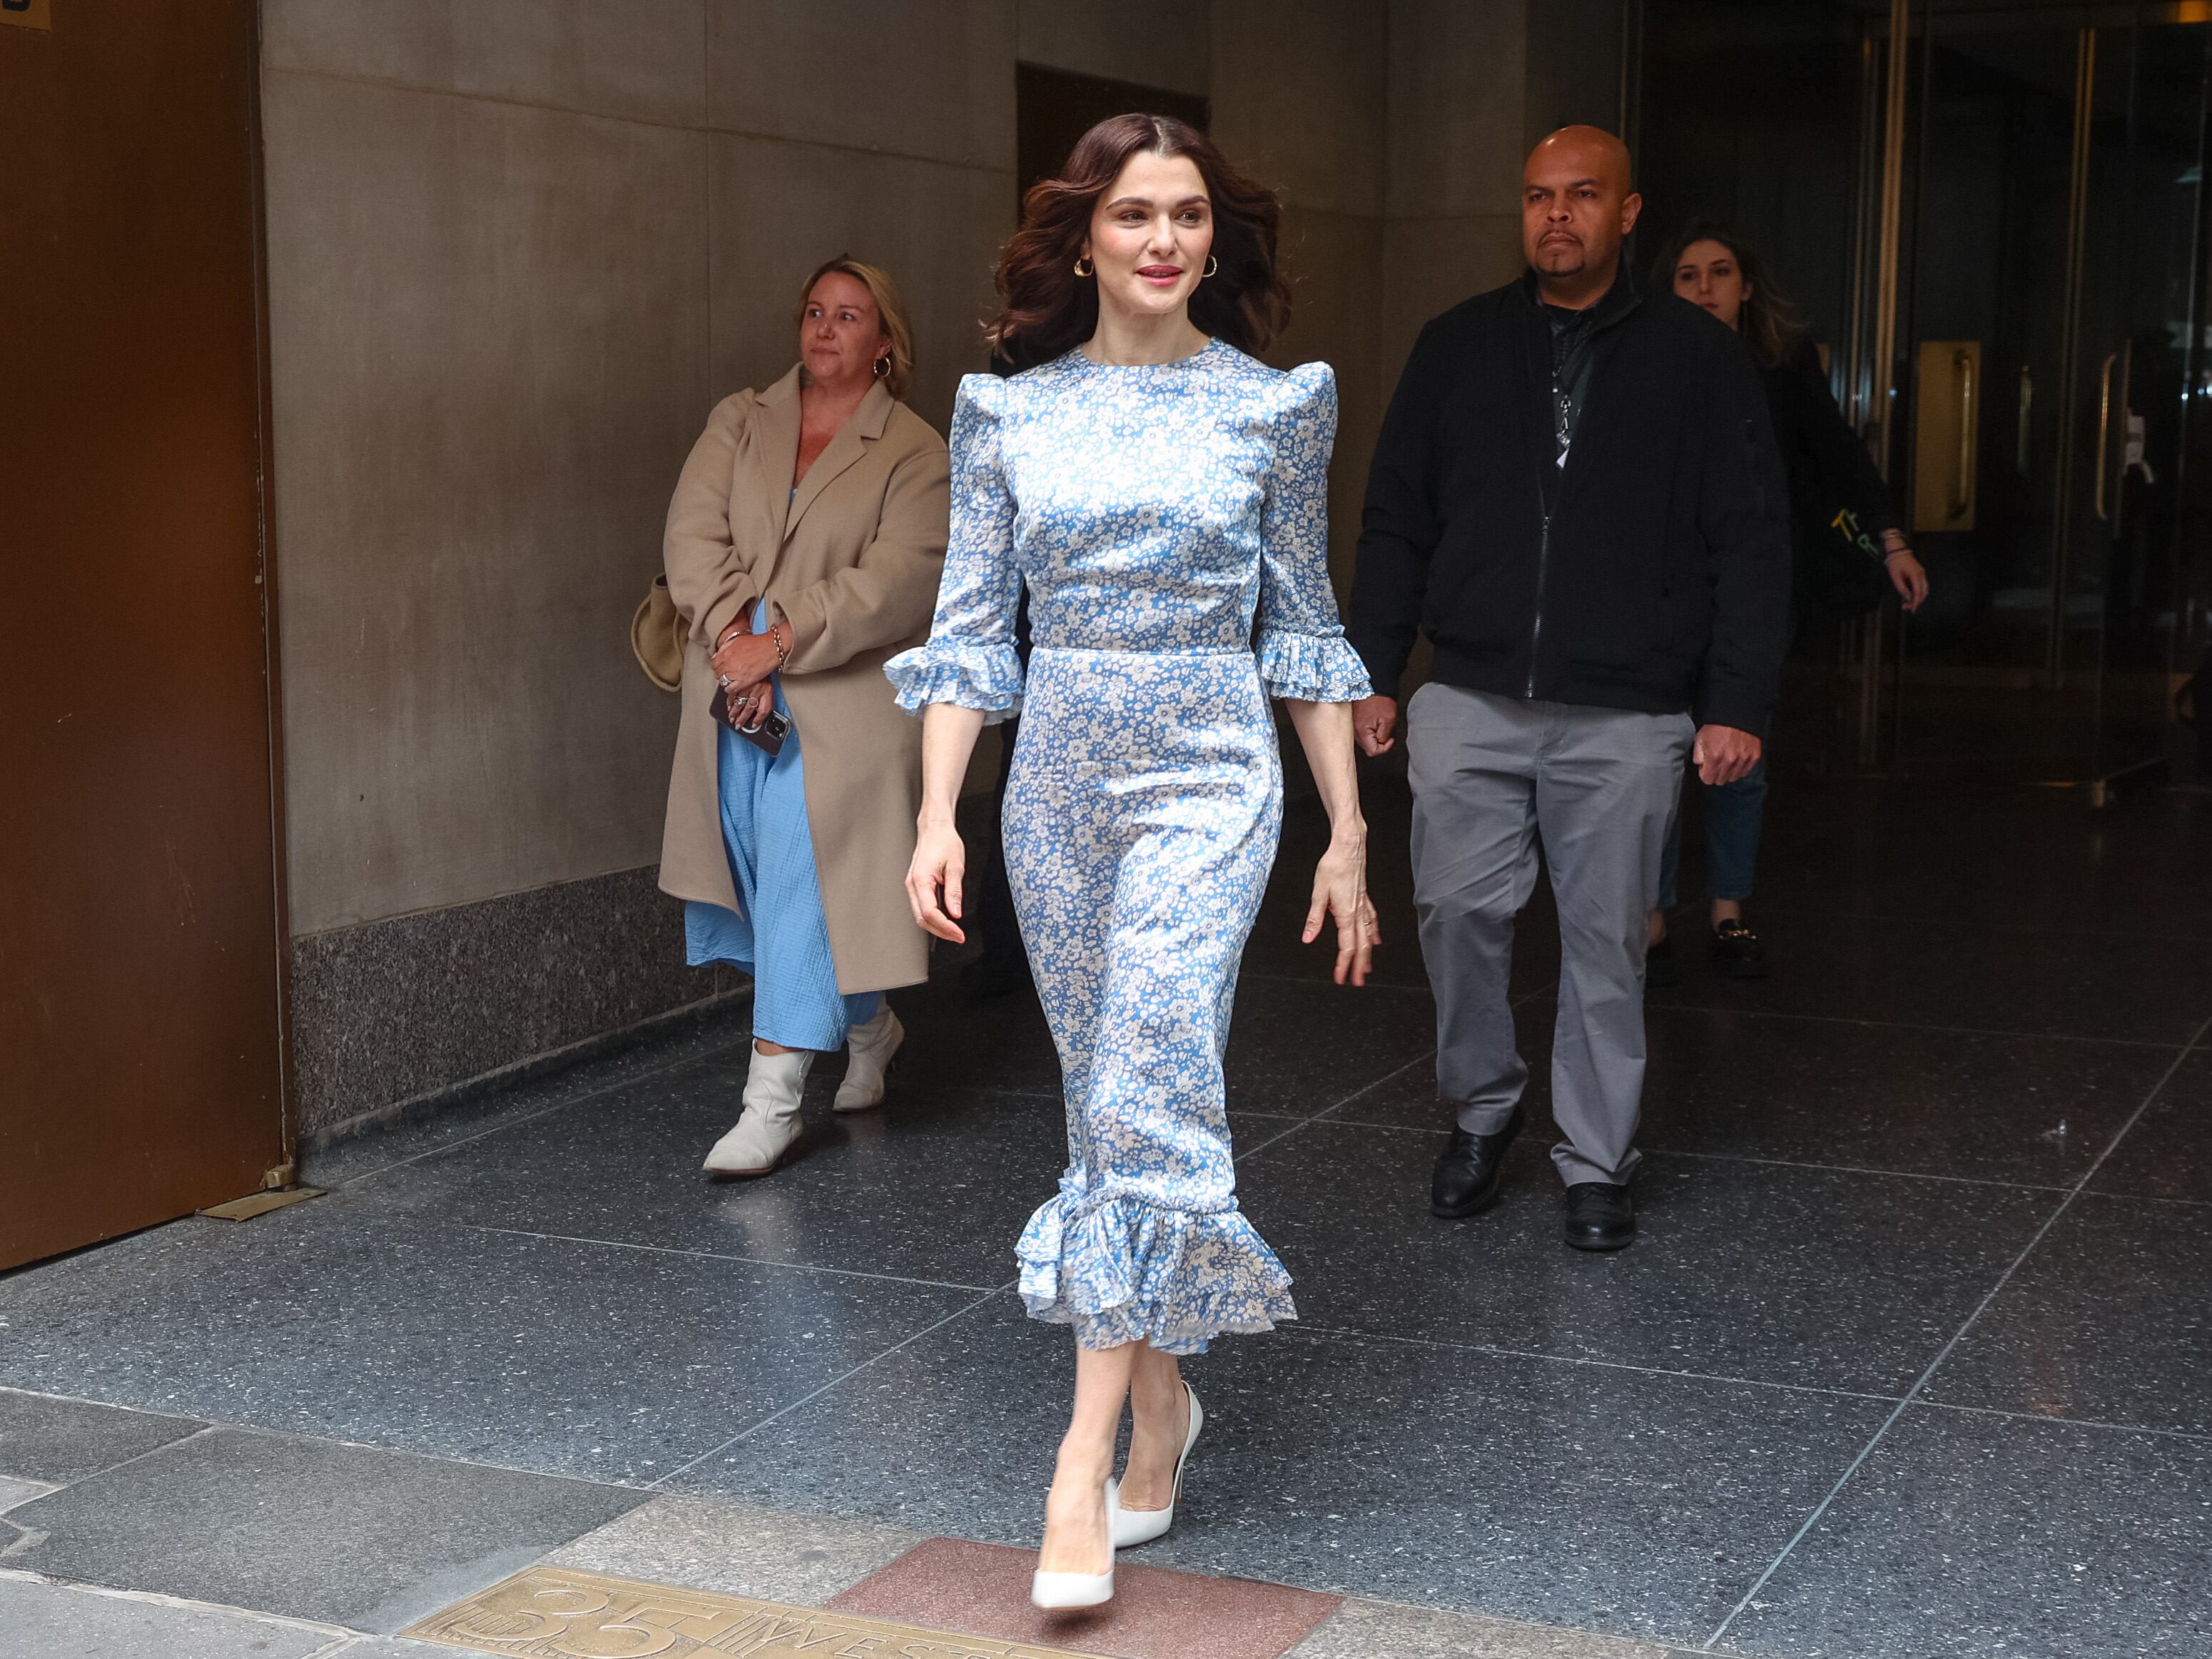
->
[0,0,287,1267]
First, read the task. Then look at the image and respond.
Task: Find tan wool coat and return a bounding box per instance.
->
[658,367,950,995]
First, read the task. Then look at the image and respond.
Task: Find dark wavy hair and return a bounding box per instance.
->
[986,113,1292,371]
[1649,218,1808,369]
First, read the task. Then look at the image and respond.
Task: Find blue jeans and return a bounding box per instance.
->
[1658,758,1767,910]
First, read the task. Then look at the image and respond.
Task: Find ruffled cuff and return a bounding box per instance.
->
[1257,629,1374,703]
[1016,1187,1297,1357]
[883,639,1025,724]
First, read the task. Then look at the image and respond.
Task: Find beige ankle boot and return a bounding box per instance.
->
[833,1005,904,1113]
[702,1047,814,1175]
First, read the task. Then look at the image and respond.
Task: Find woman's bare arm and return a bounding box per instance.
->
[1284,699,1376,985]
[906,704,989,943]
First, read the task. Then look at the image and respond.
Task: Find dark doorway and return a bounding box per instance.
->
[1,0,289,1268]
[1640,0,2212,789]
[1015,64,1210,204]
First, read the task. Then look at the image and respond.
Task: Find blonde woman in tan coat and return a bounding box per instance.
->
[659,257,950,1177]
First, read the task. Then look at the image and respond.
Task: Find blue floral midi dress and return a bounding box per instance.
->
[886,340,1371,1355]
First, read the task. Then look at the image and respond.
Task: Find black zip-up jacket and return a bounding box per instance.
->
[1346,270,1793,736]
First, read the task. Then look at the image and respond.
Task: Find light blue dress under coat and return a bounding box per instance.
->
[886,340,1371,1354]
[686,599,880,1052]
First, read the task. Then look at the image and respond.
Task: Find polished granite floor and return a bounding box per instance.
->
[2,761,2208,1657]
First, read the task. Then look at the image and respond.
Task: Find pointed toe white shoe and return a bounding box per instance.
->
[1030,1481,1117,1610]
[702,1047,814,1176]
[1110,1385,1203,1549]
[833,1005,903,1113]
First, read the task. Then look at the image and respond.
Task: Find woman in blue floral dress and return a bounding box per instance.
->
[887,115,1377,1610]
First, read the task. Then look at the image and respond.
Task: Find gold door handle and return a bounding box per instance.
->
[1951,349,1976,521]
[2094,350,2116,520]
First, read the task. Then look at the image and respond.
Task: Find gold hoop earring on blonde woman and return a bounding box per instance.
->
[874,354,891,379]
[1073,255,1094,277]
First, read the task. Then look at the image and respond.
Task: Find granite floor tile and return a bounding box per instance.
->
[3,1425,641,1630]
[2088,1048,2212,1205]
[0,1386,206,1483]
[1318,993,2178,1190]
[0,1200,984,1483]
[1631,1008,2176,1187]
[303,1008,756,1189]
[1237,1122,2055,1395]
[1287,1597,1678,1659]
[0,1474,53,1511]
[1641,905,2212,1046]
[0,1577,347,1659]
[1314,997,1557,1132]
[1713,1405,2212,1658]
[540,1492,926,1605]
[1740,781,2212,940]
[662,1294,1064,1539]
[829,1535,1343,1659]
[1921,1191,2212,1436]
[1222,975,1439,1117]
[675,1298,1888,1645]
[353,1068,1062,1290]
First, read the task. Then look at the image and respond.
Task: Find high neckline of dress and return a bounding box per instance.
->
[1069,336,1223,372]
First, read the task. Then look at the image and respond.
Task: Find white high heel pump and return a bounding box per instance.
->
[1030,1481,1117,1610]
[1111,1384,1203,1549]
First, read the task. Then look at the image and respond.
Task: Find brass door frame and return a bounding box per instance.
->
[1846,0,1917,769]
[1853,6,2158,776]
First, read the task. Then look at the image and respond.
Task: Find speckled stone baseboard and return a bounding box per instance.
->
[289,865,744,1139]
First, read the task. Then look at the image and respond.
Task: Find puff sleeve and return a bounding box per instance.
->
[1254,364,1372,703]
[883,375,1025,723]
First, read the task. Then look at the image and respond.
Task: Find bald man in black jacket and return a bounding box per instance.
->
[1346,128,1791,1252]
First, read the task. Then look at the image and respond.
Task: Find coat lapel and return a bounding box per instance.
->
[753,367,803,549]
[785,380,894,543]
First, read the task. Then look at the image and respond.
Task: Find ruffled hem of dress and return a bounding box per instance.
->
[1257,629,1374,704]
[883,641,1025,724]
[1015,1192,1297,1357]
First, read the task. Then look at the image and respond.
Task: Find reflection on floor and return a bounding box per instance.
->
[1,761,2208,1659]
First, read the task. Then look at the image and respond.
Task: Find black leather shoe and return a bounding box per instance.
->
[1430,1105,1523,1219]
[1563,1182,1635,1251]
[1710,919,1769,980]
[1645,933,1679,988]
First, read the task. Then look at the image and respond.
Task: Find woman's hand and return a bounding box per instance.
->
[723,679,776,731]
[1305,832,1379,987]
[1882,532,1930,613]
[711,624,781,693]
[906,818,968,944]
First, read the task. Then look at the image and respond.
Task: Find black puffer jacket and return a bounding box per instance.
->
[1346,270,1793,736]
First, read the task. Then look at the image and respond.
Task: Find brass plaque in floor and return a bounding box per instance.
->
[405,1564,1113,1659]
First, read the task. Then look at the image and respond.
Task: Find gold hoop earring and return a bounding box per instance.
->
[1072,255,1093,277]
[1203,255,1219,278]
[873,354,891,379]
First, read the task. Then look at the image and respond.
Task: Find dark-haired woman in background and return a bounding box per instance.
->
[888,114,1376,1609]
[1646,221,1929,980]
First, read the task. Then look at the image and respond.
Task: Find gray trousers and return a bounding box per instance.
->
[1406,683,1695,1187]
